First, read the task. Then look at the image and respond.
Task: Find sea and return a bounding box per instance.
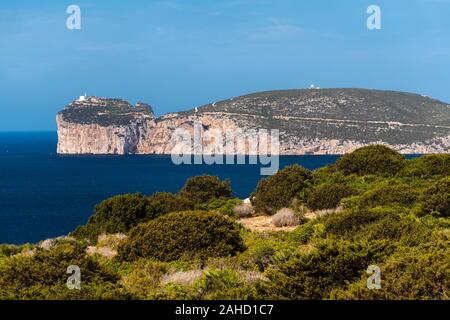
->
[0,132,343,244]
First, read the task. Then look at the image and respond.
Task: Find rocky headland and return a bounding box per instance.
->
[57,89,450,155]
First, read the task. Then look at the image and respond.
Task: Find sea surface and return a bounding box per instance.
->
[0,132,342,244]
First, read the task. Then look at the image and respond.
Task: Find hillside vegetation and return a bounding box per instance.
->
[193,88,450,145]
[1,146,449,300]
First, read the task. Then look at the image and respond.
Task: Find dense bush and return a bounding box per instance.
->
[330,240,450,300]
[354,215,435,246]
[252,165,311,214]
[142,268,262,300]
[121,260,169,298]
[238,241,277,272]
[191,269,260,300]
[357,182,420,208]
[260,239,391,299]
[117,211,245,262]
[71,193,163,241]
[290,222,319,244]
[322,207,395,238]
[0,244,22,258]
[0,241,129,299]
[335,145,406,176]
[399,154,450,178]
[306,183,356,210]
[148,192,194,213]
[179,176,233,205]
[198,198,242,217]
[420,177,450,217]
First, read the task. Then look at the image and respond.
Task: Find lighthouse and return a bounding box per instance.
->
[78,94,87,101]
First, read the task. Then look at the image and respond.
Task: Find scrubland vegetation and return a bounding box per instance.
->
[0,145,449,300]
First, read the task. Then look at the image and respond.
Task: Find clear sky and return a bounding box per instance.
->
[0,0,449,131]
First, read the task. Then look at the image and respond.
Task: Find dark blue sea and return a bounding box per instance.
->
[0,132,343,244]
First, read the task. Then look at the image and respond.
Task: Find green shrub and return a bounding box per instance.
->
[399,154,450,178]
[146,268,261,300]
[198,198,242,217]
[148,192,195,213]
[0,244,22,258]
[358,182,420,208]
[193,269,260,300]
[330,239,450,300]
[340,195,363,209]
[0,241,129,299]
[335,145,406,176]
[290,222,319,244]
[252,165,311,214]
[355,215,435,246]
[420,177,450,218]
[117,211,245,262]
[121,260,169,298]
[310,165,339,183]
[260,239,391,299]
[179,176,233,205]
[72,193,163,241]
[238,242,276,272]
[307,183,356,210]
[322,207,395,238]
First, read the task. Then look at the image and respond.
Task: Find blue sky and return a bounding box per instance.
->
[0,0,449,131]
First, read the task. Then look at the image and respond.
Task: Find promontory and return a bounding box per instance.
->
[57,88,450,155]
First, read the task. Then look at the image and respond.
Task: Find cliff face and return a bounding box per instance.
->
[56,113,151,154]
[57,89,450,155]
[57,97,156,154]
